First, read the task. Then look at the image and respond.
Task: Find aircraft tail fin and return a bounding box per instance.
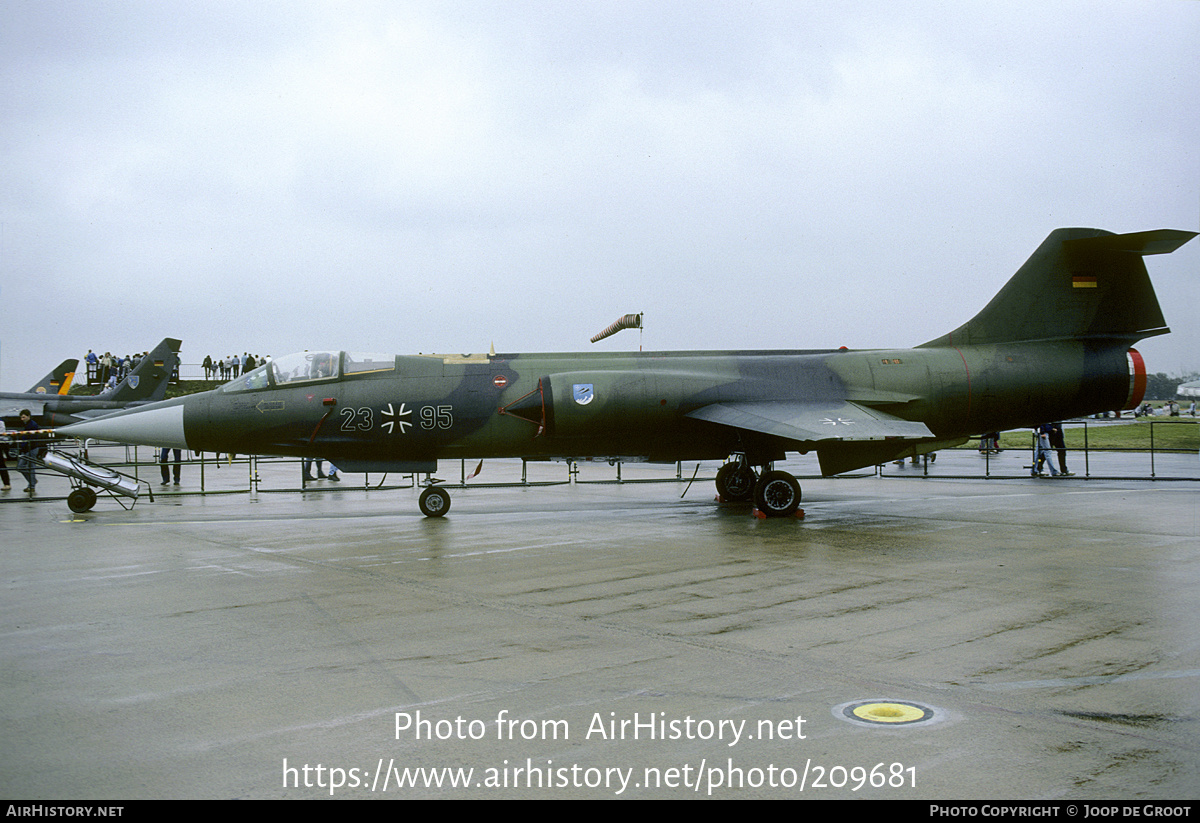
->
[919,228,1196,348]
[27,359,79,395]
[105,338,182,402]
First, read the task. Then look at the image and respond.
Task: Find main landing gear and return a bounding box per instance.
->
[715,456,802,518]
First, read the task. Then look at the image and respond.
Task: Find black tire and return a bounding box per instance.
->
[754,470,801,517]
[715,462,757,501]
[418,486,451,518]
[67,487,97,513]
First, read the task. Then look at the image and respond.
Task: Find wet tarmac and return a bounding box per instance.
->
[1,453,1197,798]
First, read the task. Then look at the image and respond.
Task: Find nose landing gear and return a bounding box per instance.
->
[418,484,451,517]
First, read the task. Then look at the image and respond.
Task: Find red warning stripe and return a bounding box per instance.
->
[1123,348,1146,410]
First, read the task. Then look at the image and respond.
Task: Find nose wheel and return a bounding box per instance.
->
[418,485,451,517]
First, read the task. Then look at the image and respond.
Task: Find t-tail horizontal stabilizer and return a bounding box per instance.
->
[921,228,1196,348]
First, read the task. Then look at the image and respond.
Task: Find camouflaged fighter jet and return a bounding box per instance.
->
[23,359,79,396]
[60,228,1195,517]
[2,339,181,428]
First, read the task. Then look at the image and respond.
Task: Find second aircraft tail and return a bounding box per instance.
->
[105,338,182,402]
[27,359,78,395]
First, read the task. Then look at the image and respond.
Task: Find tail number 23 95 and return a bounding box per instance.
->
[340,404,454,434]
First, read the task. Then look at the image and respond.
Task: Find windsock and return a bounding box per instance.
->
[590,313,643,343]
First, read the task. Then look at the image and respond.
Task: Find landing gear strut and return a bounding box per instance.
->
[715,461,757,502]
[716,456,802,517]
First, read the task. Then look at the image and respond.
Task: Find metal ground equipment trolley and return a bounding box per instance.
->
[41,449,154,512]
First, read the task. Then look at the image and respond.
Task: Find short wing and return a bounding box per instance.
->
[686,400,934,443]
[686,400,959,476]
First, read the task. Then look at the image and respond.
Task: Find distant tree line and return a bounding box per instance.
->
[1146,371,1200,401]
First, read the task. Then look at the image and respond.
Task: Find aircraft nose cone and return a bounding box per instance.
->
[60,400,188,449]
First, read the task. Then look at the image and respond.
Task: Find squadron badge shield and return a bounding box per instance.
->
[572,384,595,405]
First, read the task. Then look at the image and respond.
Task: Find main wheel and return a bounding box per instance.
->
[715,462,757,501]
[418,486,451,517]
[67,487,98,513]
[754,470,801,517]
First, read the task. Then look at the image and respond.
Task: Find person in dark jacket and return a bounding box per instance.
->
[1048,421,1074,476]
[16,409,46,493]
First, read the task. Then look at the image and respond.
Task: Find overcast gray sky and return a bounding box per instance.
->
[2,0,1197,392]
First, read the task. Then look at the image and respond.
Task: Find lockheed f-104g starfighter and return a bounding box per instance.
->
[61,229,1195,517]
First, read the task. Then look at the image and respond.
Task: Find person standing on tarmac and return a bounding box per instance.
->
[16,409,46,493]
[1033,423,1061,477]
[1048,422,1074,477]
[0,419,11,491]
[160,447,183,486]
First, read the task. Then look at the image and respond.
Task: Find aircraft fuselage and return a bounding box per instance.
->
[170,342,1136,471]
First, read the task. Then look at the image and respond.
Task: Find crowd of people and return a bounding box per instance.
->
[202,353,267,381]
[83,350,145,388]
[83,347,272,384]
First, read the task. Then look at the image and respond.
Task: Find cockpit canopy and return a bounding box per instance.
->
[221,351,395,393]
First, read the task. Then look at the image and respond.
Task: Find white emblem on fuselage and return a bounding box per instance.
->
[382,402,413,434]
